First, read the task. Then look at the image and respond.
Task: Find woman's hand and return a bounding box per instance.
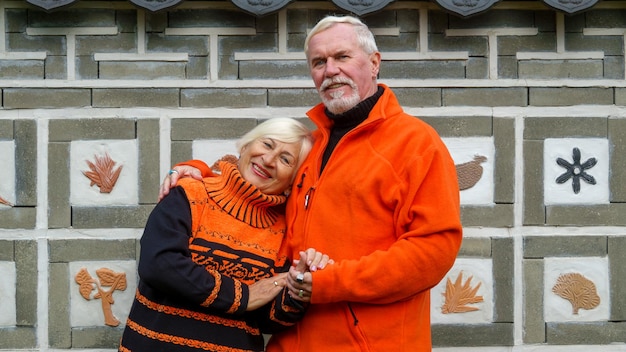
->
[159,165,203,201]
[287,249,334,302]
[246,272,288,311]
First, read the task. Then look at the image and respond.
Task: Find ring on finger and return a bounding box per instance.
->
[168,169,179,175]
[273,281,278,286]
[296,272,304,284]
[298,289,304,298]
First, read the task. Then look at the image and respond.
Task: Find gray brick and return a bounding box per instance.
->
[4,88,91,109]
[0,240,14,260]
[546,322,626,344]
[182,88,268,108]
[494,117,515,204]
[524,116,607,140]
[430,34,488,56]
[377,33,418,52]
[169,9,255,27]
[15,240,37,326]
[432,323,513,346]
[383,61,465,79]
[458,237,491,257]
[547,204,626,226]
[76,33,136,55]
[72,326,124,349]
[519,60,603,79]
[420,115,492,137]
[93,88,180,108]
[171,118,257,140]
[461,204,514,227]
[76,55,98,79]
[49,262,71,348]
[604,55,625,79]
[29,8,115,27]
[0,327,36,349]
[498,56,519,79]
[147,34,208,56]
[0,60,44,79]
[0,121,11,139]
[450,10,535,28]
[499,32,556,56]
[72,205,154,228]
[466,57,489,79]
[524,236,607,258]
[565,33,624,56]
[523,259,545,343]
[529,87,614,106]
[393,88,441,108]
[15,120,37,206]
[239,61,309,80]
[586,9,626,27]
[493,238,514,322]
[616,88,626,106]
[609,118,626,202]
[99,61,187,80]
[171,141,193,166]
[609,236,626,321]
[186,56,209,79]
[221,33,277,56]
[443,88,527,107]
[0,207,37,229]
[45,55,68,80]
[6,33,64,55]
[48,143,71,229]
[267,89,320,107]
[49,119,136,141]
[5,9,27,32]
[49,239,137,262]
[138,119,160,204]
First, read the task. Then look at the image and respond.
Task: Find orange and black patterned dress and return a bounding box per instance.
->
[119,161,305,352]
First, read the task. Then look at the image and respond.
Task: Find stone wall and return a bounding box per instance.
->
[1,0,626,350]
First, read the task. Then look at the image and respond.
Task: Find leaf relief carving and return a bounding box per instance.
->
[552,272,600,314]
[82,152,123,193]
[441,271,484,314]
[0,194,13,207]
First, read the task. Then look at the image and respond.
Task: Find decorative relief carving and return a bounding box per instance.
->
[0,195,13,207]
[129,0,185,12]
[230,0,294,16]
[552,272,600,314]
[542,0,599,15]
[25,0,78,11]
[82,152,123,194]
[441,271,484,314]
[75,267,127,327]
[456,155,487,190]
[556,147,597,194]
[432,0,501,17]
[331,0,396,16]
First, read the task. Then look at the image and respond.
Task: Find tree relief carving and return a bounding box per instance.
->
[82,152,123,194]
[75,267,128,327]
[552,272,600,315]
[441,271,484,314]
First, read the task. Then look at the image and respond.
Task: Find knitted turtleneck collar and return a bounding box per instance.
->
[202,161,287,228]
[324,86,384,126]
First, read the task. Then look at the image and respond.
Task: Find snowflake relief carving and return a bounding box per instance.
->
[456,155,487,190]
[82,152,123,193]
[552,272,600,315]
[441,271,484,314]
[556,147,597,194]
[75,267,127,327]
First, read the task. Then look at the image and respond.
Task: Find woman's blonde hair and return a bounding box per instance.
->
[236,118,313,169]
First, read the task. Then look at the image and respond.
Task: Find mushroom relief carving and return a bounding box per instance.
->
[552,272,600,314]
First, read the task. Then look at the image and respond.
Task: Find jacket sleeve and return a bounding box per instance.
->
[176,159,212,177]
[138,186,250,315]
[310,141,463,305]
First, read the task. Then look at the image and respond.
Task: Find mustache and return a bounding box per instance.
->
[320,77,356,91]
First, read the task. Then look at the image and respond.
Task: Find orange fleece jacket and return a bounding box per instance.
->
[180,85,462,351]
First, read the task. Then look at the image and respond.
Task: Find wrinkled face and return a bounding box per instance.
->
[238,138,302,195]
[307,23,380,114]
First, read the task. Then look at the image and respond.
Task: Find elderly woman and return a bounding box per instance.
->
[119,118,324,352]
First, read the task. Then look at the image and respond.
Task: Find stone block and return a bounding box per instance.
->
[393,88,441,108]
[0,60,44,79]
[3,89,91,109]
[546,321,626,344]
[420,115,492,137]
[383,61,465,79]
[458,237,492,257]
[494,117,515,204]
[92,88,180,108]
[609,236,626,321]
[15,240,37,325]
[376,33,419,52]
[171,118,257,140]
[76,33,136,55]
[432,323,513,346]
[182,88,268,108]
[267,89,320,107]
[492,238,514,322]
[430,34,487,56]
[524,116,607,140]
[137,119,160,204]
[15,120,37,206]
[524,141,546,224]
[524,236,607,258]
[499,32,556,56]
[6,33,64,55]
[523,259,545,343]
[72,205,154,228]
[49,119,136,142]
[99,61,186,80]
[29,8,115,26]
[461,204,514,227]
[49,239,137,262]
[443,88,528,107]
[529,87,614,106]
[546,204,626,226]
[519,60,603,79]
[239,61,310,80]
[565,33,623,56]
[609,118,626,202]
[44,55,67,80]
[72,326,124,349]
[49,262,71,348]
[48,143,71,228]
[147,33,208,55]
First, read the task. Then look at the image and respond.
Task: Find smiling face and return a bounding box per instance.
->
[307,22,381,114]
[238,137,303,195]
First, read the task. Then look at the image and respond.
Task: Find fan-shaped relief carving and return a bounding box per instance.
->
[441,271,484,314]
[456,155,487,190]
[0,194,13,207]
[542,0,599,15]
[129,0,185,12]
[433,0,501,17]
[552,272,600,315]
[555,147,597,194]
[75,267,127,327]
[331,0,396,16]
[26,0,78,11]
[82,152,123,194]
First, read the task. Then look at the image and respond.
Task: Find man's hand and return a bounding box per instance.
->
[287,249,334,302]
[158,165,203,201]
